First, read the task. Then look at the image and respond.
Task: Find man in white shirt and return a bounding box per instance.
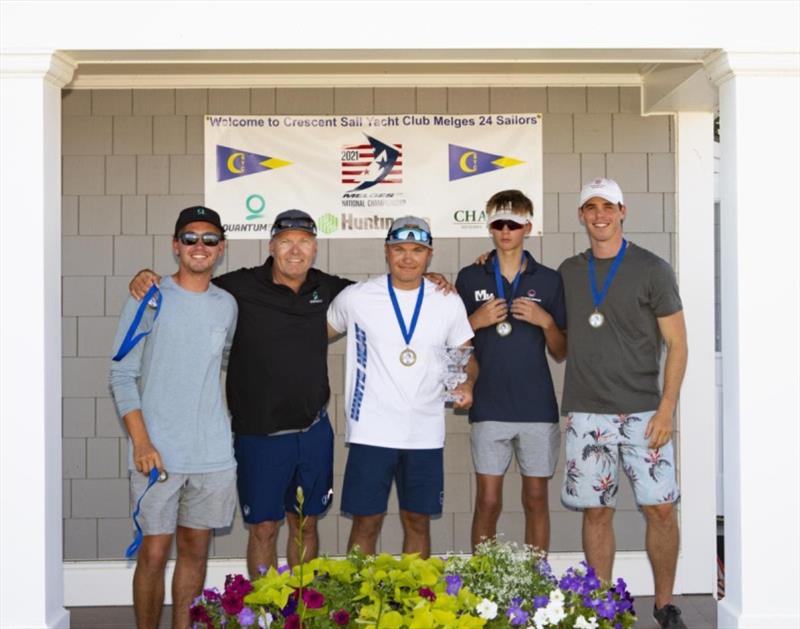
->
[327,216,475,557]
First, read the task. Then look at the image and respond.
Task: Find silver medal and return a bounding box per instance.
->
[400,347,417,366]
[588,311,605,328]
[496,320,513,337]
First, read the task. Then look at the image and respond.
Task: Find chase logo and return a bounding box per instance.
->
[216,145,291,182]
[448,144,524,181]
[317,213,339,235]
[341,135,402,192]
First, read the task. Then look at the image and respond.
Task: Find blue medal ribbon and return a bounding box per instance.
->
[125,466,163,558]
[588,239,628,311]
[112,284,162,362]
[387,274,424,346]
[492,252,525,307]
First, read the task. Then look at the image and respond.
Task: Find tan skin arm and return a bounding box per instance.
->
[123,409,164,475]
[645,310,688,449]
[129,269,160,300]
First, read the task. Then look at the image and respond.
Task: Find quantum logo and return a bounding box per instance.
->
[341,135,402,192]
[448,144,524,181]
[216,145,291,182]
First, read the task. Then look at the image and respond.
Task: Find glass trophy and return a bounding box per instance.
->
[439,346,474,403]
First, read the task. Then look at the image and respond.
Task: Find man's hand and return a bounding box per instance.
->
[424,272,455,294]
[644,409,674,449]
[510,297,553,329]
[451,382,474,410]
[129,269,161,301]
[473,251,492,266]
[132,439,164,475]
[469,298,508,331]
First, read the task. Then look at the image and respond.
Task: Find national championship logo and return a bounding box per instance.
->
[341,135,403,191]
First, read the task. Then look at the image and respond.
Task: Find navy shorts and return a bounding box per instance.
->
[341,444,444,516]
[234,412,334,523]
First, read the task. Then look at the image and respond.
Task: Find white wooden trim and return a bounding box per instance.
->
[64,552,660,607]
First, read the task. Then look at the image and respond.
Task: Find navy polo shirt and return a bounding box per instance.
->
[455,250,566,424]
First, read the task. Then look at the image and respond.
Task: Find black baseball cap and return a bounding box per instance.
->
[270,209,318,238]
[174,206,225,237]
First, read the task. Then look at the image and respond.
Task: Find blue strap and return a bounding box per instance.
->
[492,251,525,306]
[112,284,162,362]
[125,467,162,558]
[588,239,627,309]
[387,274,424,346]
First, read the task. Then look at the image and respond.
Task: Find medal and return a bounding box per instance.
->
[400,348,417,366]
[588,311,604,328]
[588,239,627,330]
[493,252,525,337]
[496,321,513,336]
[387,275,424,367]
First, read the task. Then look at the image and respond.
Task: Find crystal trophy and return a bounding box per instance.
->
[439,346,474,403]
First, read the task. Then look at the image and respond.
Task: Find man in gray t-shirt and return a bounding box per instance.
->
[558,178,689,629]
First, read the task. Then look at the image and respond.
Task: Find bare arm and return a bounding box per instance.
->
[645,310,688,449]
[123,409,163,475]
[129,269,161,301]
[423,272,455,295]
[327,322,346,341]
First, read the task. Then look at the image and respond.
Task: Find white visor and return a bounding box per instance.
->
[486,210,530,227]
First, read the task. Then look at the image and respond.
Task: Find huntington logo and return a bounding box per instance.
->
[216,145,292,182]
[317,213,340,235]
[448,144,524,181]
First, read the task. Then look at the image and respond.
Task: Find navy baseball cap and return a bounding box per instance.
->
[270,209,318,238]
[174,206,225,237]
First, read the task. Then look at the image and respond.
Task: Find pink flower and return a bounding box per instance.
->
[220,590,244,615]
[419,587,436,602]
[331,609,351,626]
[302,588,325,609]
[284,613,301,629]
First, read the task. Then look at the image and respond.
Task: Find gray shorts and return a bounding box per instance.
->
[130,467,237,535]
[470,421,560,477]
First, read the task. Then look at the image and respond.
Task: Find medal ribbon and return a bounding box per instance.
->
[387,274,424,346]
[112,284,162,362]
[588,239,628,310]
[493,252,525,307]
[125,466,162,558]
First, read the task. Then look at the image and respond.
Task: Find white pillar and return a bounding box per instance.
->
[706,51,800,628]
[0,51,74,629]
[673,111,718,595]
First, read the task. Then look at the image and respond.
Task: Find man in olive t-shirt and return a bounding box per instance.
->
[558,178,689,629]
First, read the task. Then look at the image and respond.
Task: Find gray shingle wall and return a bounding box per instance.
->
[62,86,675,560]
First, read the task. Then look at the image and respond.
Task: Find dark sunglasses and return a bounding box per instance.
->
[387,227,432,244]
[271,217,317,237]
[178,231,222,246]
[489,219,525,231]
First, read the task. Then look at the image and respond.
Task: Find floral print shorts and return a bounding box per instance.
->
[561,411,680,509]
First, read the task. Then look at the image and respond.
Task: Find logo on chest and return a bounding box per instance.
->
[309,290,324,305]
[474,289,495,302]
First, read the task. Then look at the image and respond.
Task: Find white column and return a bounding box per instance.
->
[0,51,75,629]
[673,111,718,595]
[706,51,800,628]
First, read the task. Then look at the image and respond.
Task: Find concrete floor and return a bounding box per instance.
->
[68,594,718,628]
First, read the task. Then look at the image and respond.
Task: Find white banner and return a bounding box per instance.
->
[204,113,542,239]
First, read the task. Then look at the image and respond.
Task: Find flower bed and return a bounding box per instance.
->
[190,539,636,629]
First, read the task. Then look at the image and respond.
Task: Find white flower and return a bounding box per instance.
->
[574,615,598,629]
[545,603,567,625]
[258,611,273,628]
[476,599,498,620]
[549,588,565,604]
[532,607,549,628]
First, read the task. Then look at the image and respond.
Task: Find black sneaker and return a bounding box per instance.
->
[653,603,687,629]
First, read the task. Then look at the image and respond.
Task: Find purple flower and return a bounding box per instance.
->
[596,592,618,620]
[533,595,549,610]
[559,567,582,592]
[613,578,628,596]
[277,564,291,574]
[505,598,529,626]
[221,590,244,615]
[203,588,221,603]
[536,558,554,580]
[257,564,268,576]
[189,605,211,624]
[284,614,300,629]
[238,607,257,627]
[419,587,436,601]
[282,594,298,617]
[302,588,325,609]
[445,574,462,595]
[331,609,351,625]
[580,566,601,594]
[224,574,253,599]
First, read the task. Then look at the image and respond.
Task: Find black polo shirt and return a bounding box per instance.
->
[455,250,566,424]
[213,258,352,435]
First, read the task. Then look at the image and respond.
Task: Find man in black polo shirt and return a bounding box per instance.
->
[455,190,566,552]
[130,210,350,575]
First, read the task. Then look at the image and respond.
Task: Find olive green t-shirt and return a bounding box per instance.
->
[558,242,683,414]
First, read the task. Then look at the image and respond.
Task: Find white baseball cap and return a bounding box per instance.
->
[579,177,624,207]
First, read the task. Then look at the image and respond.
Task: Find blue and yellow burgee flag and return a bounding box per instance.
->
[448,144,524,181]
[216,145,292,182]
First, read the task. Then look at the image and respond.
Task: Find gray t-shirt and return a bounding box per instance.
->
[558,242,682,414]
[109,275,238,473]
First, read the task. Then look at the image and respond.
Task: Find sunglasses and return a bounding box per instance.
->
[489,219,526,231]
[387,227,432,244]
[271,217,317,237]
[178,231,222,246]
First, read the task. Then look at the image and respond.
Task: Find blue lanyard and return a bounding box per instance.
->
[493,252,525,306]
[387,274,424,346]
[112,284,162,362]
[588,239,627,309]
[125,467,162,558]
